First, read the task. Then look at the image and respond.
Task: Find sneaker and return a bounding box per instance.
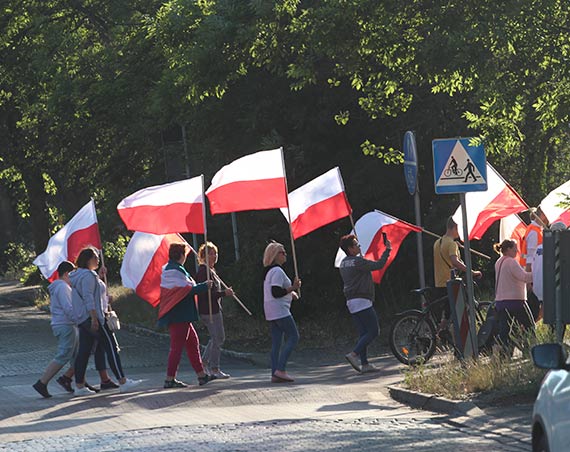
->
[345,352,362,373]
[120,378,142,393]
[163,379,188,389]
[56,375,74,393]
[100,379,120,390]
[198,374,217,386]
[32,380,52,398]
[212,370,230,379]
[273,370,294,382]
[74,386,96,396]
[85,382,100,393]
[361,363,380,373]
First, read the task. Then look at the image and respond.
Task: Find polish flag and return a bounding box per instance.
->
[33,200,101,281]
[452,163,528,240]
[117,176,204,234]
[539,179,570,225]
[499,214,527,244]
[281,167,352,239]
[334,210,421,284]
[120,232,190,307]
[206,148,288,215]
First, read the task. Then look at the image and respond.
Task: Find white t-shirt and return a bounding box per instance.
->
[532,244,544,301]
[263,266,293,321]
[346,297,373,314]
[525,226,540,266]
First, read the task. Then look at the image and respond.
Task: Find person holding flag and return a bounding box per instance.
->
[195,241,234,379]
[339,233,391,374]
[263,241,301,383]
[159,242,215,388]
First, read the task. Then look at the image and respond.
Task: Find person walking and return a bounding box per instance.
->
[70,246,141,396]
[195,241,234,379]
[339,234,391,373]
[494,239,535,353]
[32,261,78,398]
[263,241,301,383]
[159,242,215,388]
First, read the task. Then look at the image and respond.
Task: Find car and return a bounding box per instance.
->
[531,343,570,452]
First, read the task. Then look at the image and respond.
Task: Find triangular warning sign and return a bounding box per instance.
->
[436,141,484,187]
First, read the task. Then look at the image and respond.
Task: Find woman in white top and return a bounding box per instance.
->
[262,242,301,383]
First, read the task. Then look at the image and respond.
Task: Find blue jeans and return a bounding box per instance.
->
[270,315,300,374]
[351,307,379,365]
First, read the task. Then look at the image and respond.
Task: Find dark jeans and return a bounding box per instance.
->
[74,318,105,384]
[270,315,300,374]
[351,307,379,365]
[99,319,126,381]
[496,300,535,350]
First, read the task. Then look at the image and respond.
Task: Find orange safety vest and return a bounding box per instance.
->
[520,223,543,267]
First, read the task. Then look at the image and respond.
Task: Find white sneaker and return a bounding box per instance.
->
[345,352,361,373]
[120,378,142,393]
[213,370,231,379]
[74,386,96,396]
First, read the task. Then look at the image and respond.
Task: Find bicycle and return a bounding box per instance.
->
[444,166,463,177]
[388,285,492,365]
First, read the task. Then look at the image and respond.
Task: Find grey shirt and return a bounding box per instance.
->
[339,250,391,301]
[69,268,105,324]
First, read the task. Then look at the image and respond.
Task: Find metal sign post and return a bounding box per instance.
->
[403,131,425,288]
[433,138,487,359]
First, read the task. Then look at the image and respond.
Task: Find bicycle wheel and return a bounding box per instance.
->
[389,311,437,365]
[444,168,452,177]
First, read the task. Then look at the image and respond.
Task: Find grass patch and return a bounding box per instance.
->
[402,322,558,400]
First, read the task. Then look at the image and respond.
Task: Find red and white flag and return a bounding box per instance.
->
[117,176,204,234]
[281,167,352,239]
[499,214,527,244]
[33,200,101,280]
[334,210,421,284]
[452,163,528,240]
[206,148,288,215]
[120,232,191,307]
[539,179,570,225]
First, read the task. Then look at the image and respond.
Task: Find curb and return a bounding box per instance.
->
[387,384,484,417]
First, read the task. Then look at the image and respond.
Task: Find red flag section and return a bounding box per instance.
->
[117,177,205,234]
[120,232,190,307]
[282,167,352,239]
[206,148,288,215]
[452,163,529,240]
[335,210,421,284]
[33,200,101,281]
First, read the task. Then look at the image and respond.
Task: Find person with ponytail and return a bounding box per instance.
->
[493,239,534,352]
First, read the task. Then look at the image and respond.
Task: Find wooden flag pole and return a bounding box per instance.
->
[201,175,213,322]
[280,147,301,297]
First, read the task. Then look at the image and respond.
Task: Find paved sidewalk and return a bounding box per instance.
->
[0,282,532,450]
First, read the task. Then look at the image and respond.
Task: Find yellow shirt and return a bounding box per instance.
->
[433,235,460,287]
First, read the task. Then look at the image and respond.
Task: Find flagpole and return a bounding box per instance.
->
[337,167,359,241]
[212,272,253,316]
[201,175,213,322]
[280,147,301,297]
[421,228,491,260]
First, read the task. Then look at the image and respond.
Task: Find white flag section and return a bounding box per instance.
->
[452,163,528,240]
[539,179,570,225]
[33,200,101,281]
[334,210,420,284]
[206,148,288,215]
[121,232,188,307]
[280,167,352,239]
[117,176,204,234]
[499,214,527,244]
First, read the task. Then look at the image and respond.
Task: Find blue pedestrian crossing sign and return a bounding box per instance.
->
[432,138,487,194]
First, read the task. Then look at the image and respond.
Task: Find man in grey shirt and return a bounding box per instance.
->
[339,234,391,373]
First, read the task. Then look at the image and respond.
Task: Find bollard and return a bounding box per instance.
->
[447,277,477,360]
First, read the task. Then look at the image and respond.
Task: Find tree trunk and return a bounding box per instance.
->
[21,167,50,254]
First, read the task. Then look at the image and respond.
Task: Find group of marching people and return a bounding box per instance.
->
[34,227,393,397]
